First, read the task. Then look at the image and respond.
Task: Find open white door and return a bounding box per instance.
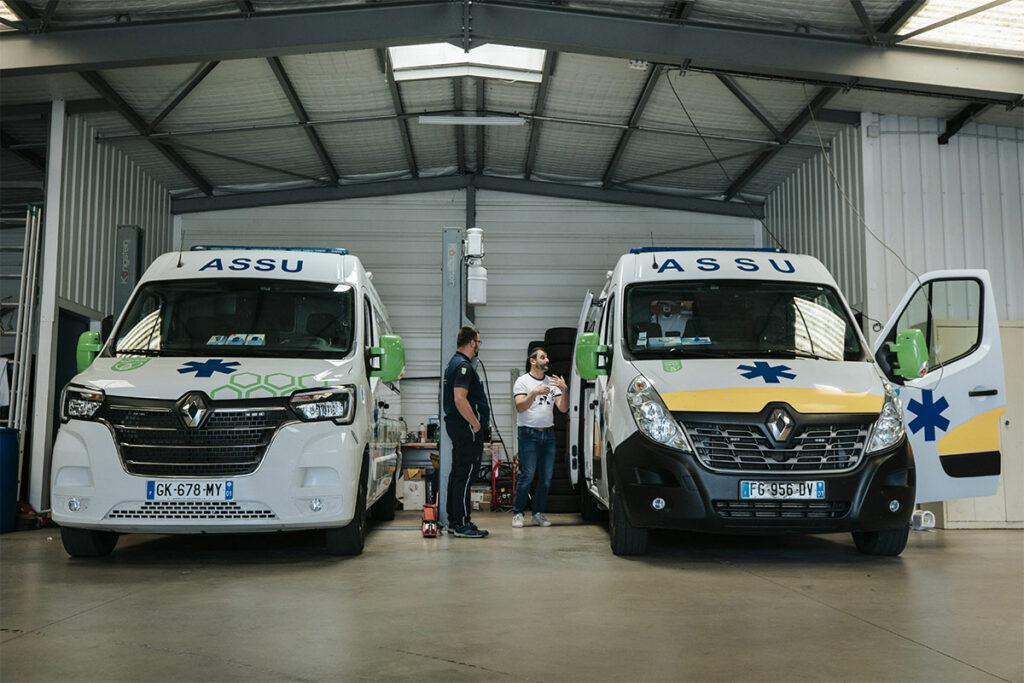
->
[568,290,593,486]
[873,270,1006,503]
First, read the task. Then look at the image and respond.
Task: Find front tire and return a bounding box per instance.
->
[60,526,118,558]
[609,481,648,556]
[326,456,369,556]
[852,526,909,556]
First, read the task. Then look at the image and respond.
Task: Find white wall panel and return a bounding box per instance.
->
[58,115,173,317]
[764,125,867,314]
[180,190,759,441]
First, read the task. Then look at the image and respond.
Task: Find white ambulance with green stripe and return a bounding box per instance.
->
[52,246,406,557]
[570,248,1006,556]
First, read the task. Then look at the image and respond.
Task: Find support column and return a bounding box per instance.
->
[438,226,466,526]
[29,98,66,512]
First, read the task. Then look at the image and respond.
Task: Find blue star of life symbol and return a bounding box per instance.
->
[737,361,796,384]
[906,389,950,442]
[177,359,240,378]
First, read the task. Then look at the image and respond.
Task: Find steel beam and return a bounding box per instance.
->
[938,103,993,145]
[724,87,839,200]
[0,130,46,171]
[169,141,326,183]
[849,0,878,44]
[80,71,214,196]
[173,175,470,213]
[475,78,485,172]
[147,61,219,133]
[602,64,662,189]
[2,2,1020,104]
[267,56,339,184]
[467,3,1024,105]
[454,78,466,174]
[171,173,763,218]
[613,147,771,187]
[878,0,927,32]
[1,98,113,120]
[379,49,418,178]
[524,52,556,180]
[715,74,783,141]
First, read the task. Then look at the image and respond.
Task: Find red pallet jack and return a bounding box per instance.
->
[421,469,439,538]
[490,442,517,512]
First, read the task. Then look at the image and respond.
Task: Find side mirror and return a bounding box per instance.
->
[76,331,103,373]
[889,328,929,380]
[370,334,405,383]
[100,315,114,343]
[575,332,609,381]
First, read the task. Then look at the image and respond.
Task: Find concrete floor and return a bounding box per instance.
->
[1,512,1021,683]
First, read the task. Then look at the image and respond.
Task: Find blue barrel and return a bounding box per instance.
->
[0,428,18,533]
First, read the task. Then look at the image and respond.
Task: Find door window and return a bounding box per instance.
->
[601,294,616,346]
[894,279,982,370]
[363,296,377,348]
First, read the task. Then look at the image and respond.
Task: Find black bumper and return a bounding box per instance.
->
[612,433,914,534]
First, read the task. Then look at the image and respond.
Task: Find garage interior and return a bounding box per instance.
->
[1,1,1022,681]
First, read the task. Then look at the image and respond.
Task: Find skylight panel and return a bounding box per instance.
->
[388,43,546,82]
[898,0,1024,58]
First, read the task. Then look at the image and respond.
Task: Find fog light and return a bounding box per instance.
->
[68,497,81,512]
[651,497,666,511]
[889,499,901,513]
[310,498,323,512]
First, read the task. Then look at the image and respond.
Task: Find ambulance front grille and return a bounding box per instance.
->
[682,421,870,473]
[106,501,276,520]
[99,399,292,477]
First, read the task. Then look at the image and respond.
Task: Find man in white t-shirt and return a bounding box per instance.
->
[511,347,569,528]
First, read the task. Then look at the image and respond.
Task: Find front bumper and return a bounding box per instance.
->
[612,433,914,534]
[50,419,362,534]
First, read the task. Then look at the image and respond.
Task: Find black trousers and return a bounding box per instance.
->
[446,420,484,529]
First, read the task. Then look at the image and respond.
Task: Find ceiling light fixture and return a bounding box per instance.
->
[417,115,526,126]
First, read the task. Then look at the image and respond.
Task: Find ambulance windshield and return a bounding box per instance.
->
[624,280,864,361]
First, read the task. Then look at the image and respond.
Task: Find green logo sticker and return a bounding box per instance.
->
[460,367,467,375]
[662,359,683,373]
[112,357,151,372]
[210,372,324,399]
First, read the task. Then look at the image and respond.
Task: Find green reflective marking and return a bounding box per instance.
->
[111,357,151,372]
[662,359,683,373]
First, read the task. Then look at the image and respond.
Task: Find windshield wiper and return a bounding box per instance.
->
[114,348,165,357]
[755,348,834,361]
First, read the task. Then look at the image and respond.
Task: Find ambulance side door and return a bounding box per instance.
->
[873,270,1006,503]
[568,290,594,487]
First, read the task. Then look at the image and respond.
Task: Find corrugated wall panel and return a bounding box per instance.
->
[58,115,173,316]
[862,115,1024,324]
[764,125,867,314]
[180,191,759,441]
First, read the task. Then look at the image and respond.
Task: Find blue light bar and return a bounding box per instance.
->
[629,246,786,254]
[191,245,349,255]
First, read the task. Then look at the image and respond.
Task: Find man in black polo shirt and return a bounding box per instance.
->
[442,326,491,538]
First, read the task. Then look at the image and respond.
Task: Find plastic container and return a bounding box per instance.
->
[0,428,19,534]
[467,264,487,305]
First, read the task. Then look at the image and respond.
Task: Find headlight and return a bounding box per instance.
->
[290,386,356,424]
[62,385,105,421]
[627,375,691,452]
[866,383,905,454]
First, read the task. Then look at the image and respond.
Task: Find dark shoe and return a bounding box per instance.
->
[467,521,490,537]
[451,524,488,538]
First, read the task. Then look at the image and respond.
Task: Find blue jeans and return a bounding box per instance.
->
[513,427,555,514]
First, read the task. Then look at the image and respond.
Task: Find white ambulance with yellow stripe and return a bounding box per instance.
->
[570,248,1006,556]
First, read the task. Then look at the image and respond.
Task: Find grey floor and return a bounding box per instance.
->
[1,512,1022,683]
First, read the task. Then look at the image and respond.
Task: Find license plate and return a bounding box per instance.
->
[740,480,825,500]
[146,480,234,501]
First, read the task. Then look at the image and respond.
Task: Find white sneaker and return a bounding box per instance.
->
[511,513,525,528]
[532,513,552,527]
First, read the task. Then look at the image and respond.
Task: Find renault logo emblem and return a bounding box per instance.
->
[766,407,794,442]
[178,392,208,429]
